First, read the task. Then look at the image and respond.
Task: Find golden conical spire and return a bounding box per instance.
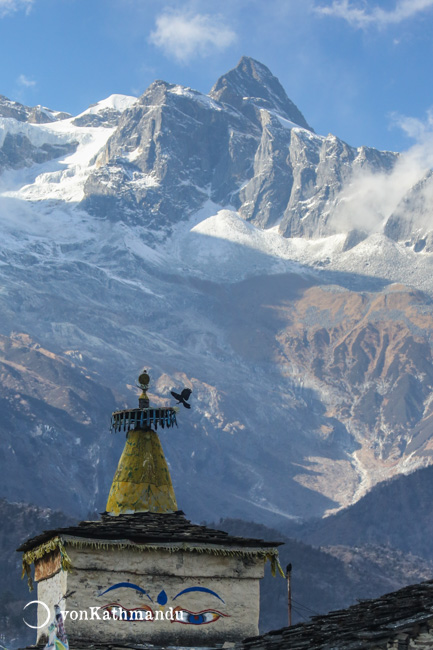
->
[106,429,177,515]
[106,371,178,516]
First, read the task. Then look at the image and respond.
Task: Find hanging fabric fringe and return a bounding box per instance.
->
[21,537,72,591]
[21,535,283,591]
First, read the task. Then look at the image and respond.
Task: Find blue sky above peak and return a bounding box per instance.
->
[0,0,432,153]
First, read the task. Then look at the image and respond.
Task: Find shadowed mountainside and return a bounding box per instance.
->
[283,465,433,561]
[210,518,433,633]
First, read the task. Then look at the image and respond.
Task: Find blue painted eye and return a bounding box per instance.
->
[188,613,205,625]
[174,609,224,625]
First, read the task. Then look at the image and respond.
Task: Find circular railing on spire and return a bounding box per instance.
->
[110,370,178,433]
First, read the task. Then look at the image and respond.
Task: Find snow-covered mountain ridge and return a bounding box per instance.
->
[1,57,433,527]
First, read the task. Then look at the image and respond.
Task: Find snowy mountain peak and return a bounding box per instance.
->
[0,94,71,124]
[209,55,313,131]
[79,94,138,115]
[71,94,138,128]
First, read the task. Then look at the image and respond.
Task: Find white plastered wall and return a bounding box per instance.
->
[34,542,267,646]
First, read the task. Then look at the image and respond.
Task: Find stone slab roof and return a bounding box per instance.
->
[237,579,433,650]
[17,510,282,553]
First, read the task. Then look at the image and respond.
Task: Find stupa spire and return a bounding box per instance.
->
[106,370,178,516]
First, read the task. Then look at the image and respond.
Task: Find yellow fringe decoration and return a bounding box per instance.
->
[21,535,284,591]
[21,536,72,591]
[268,551,285,578]
[64,536,284,571]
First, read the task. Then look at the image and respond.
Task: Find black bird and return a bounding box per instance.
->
[171,388,192,409]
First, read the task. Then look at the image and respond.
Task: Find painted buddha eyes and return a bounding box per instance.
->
[173,608,226,625]
[98,584,228,625]
[100,604,226,625]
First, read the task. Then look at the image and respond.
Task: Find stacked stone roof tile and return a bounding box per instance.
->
[17,510,281,552]
[237,579,433,650]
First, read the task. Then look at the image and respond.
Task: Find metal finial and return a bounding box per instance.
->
[110,369,179,434]
[138,370,150,408]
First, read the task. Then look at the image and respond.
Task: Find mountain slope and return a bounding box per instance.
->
[212,518,433,633]
[284,464,433,560]
[0,58,433,528]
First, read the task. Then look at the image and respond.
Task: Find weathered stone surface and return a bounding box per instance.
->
[67,546,265,579]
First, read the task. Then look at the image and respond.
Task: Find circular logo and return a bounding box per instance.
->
[23,600,51,629]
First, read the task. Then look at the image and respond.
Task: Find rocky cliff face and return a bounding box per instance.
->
[385,170,433,250]
[81,57,396,240]
[0,131,77,174]
[209,56,313,131]
[273,284,433,503]
[0,94,71,123]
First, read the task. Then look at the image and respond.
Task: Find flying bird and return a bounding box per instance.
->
[171,388,192,409]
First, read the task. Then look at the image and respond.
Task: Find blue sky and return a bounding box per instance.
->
[1,0,432,153]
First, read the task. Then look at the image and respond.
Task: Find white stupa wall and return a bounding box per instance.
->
[35,543,266,646]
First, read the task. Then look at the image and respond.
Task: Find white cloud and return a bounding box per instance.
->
[331,108,433,234]
[314,0,433,29]
[17,74,36,88]
[391,108,433,142]
[0,0,33,18]
[149,11,237,64]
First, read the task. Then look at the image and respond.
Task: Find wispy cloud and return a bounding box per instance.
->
[149,11,237,64]
[314,0,433,29]
[17,73,36,88]
[391,108,433,142]
[331,107,433,234]
[0,0,33,18]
